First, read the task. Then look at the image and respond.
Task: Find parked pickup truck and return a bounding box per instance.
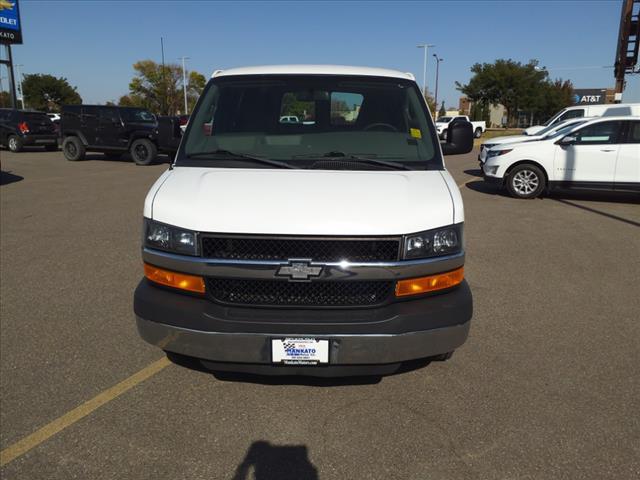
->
[134,64,475,377]
[436,115,485,139]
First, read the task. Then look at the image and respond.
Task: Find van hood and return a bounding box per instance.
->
[149,167,455,235]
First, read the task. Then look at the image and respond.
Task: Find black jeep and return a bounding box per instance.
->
[0,109,58,152]
[60,105,182,165]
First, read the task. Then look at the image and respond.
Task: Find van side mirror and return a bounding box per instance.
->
[441,120,473,155]
[557,135,577,146]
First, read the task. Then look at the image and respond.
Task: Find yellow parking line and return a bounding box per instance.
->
[0,357,171,467]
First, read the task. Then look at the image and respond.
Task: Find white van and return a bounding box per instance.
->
[134,65,475,376]
[523,103,640,135]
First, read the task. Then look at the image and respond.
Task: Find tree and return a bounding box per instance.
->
[0,91,11,108]
[118,94,146,108]
[438,101,446,118]
[534,79,574,123]
[187,71,206,112]
[423,91,436,114]
[124,60,207,116]
[22,74,82,112]
[456,59,548,127]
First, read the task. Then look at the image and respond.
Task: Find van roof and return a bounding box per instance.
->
[565,103,639,109]
[212,65,416,81]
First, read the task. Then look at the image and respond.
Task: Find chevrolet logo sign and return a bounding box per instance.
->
[276,260,323,281]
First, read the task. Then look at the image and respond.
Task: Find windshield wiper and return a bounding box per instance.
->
[185,149,295,169]
[300,151,412,171]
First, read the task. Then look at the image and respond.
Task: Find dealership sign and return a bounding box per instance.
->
[0,0,22,44]
[573,89,607,105]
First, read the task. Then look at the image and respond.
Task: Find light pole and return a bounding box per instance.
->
[179,56,190,115]
[15,63,24,109]
[416,44,435,98]
[433,55,443,117]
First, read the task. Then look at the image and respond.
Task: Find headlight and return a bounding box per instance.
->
[403,224,463,260]
[486,148,512,158]
[481,143,495,151]
[144,218,198,256]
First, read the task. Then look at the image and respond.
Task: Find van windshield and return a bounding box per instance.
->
[180,74,441,170]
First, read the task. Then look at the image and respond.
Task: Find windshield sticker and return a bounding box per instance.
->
[410,128,422,139]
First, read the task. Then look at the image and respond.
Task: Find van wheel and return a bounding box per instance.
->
[8,135,23,152]
[62,137,85,161]
[507,164,545,199]
[130,139,157,165]
[474,127,483,138]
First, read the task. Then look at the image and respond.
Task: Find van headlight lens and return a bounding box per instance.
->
[144,218,198,256]
[403,224,462,260]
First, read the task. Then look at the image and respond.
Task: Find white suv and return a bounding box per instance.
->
[483,116,640,198]
[134,65,475,376]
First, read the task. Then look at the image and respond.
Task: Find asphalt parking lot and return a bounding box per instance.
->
[1,148,639,479]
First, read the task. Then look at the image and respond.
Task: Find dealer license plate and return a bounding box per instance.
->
[271,338,329,365]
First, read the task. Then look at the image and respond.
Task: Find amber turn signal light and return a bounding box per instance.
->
[395,267,464,297]
[144,263,205,293]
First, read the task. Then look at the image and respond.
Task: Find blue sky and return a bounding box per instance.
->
[11,0,638,106]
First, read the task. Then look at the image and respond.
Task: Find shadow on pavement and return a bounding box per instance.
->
[463,169,483,178]
[466,179,639,207]
[232,441,318,480]
[551,198,640,228]
[0,170,24,186]
[1,146,56,153]
[545,189,640,205]
[464,180,506,197]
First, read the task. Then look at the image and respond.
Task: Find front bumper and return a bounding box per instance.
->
[482,164,504,186]
[134,279,473,375]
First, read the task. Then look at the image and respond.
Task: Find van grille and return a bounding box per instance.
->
[206,278,393,307]
[200,236,400,263]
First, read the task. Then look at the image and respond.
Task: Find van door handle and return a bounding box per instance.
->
[600,149,616,152]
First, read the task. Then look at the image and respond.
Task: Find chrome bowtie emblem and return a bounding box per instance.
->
[276,260,323,281]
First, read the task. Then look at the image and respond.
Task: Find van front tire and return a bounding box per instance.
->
[506,164,545,199]
[62,137,85,161]
[130,139,157,165]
